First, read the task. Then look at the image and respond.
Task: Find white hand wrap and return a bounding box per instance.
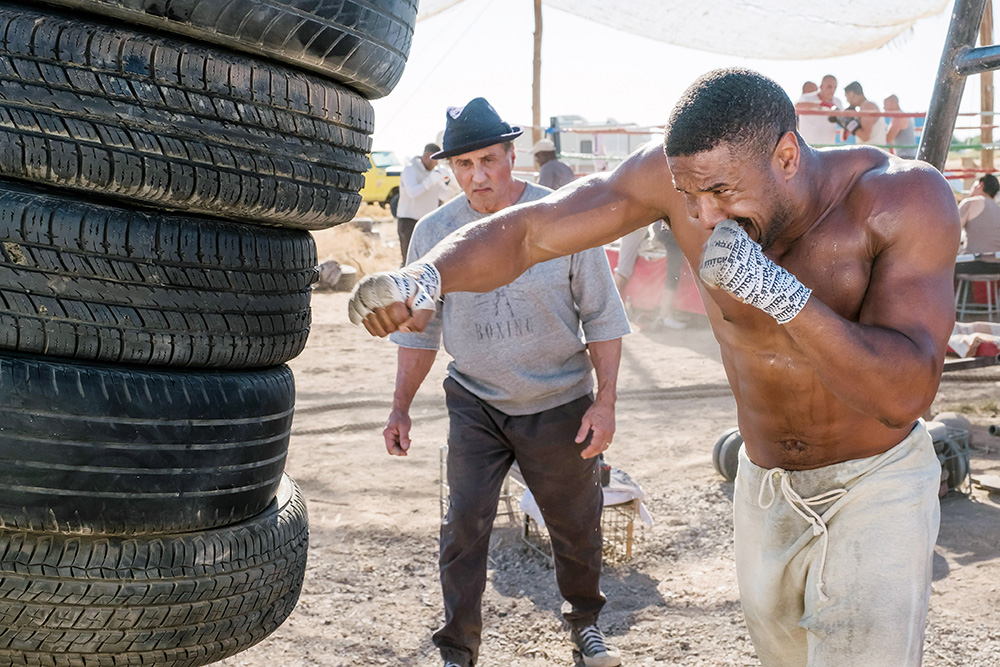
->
[699,220,811,324]
[347,262,442,325]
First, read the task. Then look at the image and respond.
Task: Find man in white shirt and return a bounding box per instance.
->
[397,143,452,263]
[794,74,844,147]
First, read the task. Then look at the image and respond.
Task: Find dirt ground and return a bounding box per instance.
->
[218,219,1000,667]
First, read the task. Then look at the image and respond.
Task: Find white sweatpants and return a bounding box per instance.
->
[734,421,941,667]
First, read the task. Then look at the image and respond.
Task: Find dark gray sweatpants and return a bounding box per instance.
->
[434,377,606,667]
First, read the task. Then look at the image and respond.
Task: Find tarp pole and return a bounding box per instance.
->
[532,0,543,145]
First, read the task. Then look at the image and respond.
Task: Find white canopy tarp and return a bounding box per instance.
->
[417,0,951,59]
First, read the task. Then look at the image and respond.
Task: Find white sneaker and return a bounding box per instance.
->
[571,624,622,667]
[659,315,686,330]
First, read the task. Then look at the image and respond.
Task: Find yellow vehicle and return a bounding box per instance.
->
[359,150,404,211]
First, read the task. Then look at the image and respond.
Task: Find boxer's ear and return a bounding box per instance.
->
[773,131,800,182]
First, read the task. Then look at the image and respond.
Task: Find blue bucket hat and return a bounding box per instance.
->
[431,97,523,160]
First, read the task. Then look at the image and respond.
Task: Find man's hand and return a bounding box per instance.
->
[576,397,615,459]
[348,262,441,336]
[699,219,812,324]
[383,408,412,456]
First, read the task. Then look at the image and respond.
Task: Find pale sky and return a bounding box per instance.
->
[370,0,985,161]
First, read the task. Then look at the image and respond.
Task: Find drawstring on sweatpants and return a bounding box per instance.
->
[758,468,848,603]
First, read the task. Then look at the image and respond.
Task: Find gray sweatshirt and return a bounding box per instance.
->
[391,182,629,415]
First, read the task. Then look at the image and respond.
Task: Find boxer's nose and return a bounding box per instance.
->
[689,194,728,230]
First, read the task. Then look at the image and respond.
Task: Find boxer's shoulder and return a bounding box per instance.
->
[836,149,957,235]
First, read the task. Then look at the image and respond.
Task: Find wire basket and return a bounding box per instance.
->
[440,445,641,563]
[520,498,639,565]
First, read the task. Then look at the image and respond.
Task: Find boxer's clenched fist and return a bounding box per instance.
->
[348,262,442,333]
[699,219,811,324]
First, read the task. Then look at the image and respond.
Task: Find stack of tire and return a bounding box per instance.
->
[0,1,416,664]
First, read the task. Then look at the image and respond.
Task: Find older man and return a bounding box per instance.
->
[350,69,959,666]
[371,97,628,667]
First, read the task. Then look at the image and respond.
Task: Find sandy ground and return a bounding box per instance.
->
[217,220,1000,667]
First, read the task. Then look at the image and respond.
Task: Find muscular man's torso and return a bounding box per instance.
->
[645,146,921,469]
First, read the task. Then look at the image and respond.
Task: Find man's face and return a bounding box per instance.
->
[668,142,793,251]
[420,152,438,170]
[844,90,862,108]
[449,143,515,214]
[883,95,899,111]
[819,77,837,102]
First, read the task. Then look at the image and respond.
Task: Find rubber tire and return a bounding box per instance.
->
[0,353,295,535]
[0,180,316,368]
[0,5,373,229]
[711,427,739,480]
[712,428,742,483]
[0,474,308,667]
[38,0,418,99]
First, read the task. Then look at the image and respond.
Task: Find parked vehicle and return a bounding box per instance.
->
[361,150,404,210]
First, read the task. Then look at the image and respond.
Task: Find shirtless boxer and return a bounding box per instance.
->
[349,68,960,666]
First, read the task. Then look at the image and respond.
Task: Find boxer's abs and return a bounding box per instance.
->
[721,339,916,470]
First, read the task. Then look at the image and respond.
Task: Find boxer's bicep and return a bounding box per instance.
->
[524,146,672,263]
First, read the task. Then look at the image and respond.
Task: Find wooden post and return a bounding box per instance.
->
[532,0,542,145]
[982,0,994,170]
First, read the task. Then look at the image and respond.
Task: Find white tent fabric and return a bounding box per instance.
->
[416,0,951,59]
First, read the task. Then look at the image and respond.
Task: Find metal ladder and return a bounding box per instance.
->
[921,0,1000,168]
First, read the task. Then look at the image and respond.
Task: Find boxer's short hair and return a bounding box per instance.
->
[665,67,796,164]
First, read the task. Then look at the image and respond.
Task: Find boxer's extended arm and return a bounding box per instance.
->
[783,174,959,427]
[426,147,668,294]
[384,347,437,456]
[578,338,622,459]
[352,143,675,335]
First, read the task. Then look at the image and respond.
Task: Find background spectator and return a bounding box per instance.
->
[531,138,575,190]
[794,74,843,146]
[884,94,917,159]
[843,81,888,147]
[960,173,1000,258]
[397,142,452,263]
